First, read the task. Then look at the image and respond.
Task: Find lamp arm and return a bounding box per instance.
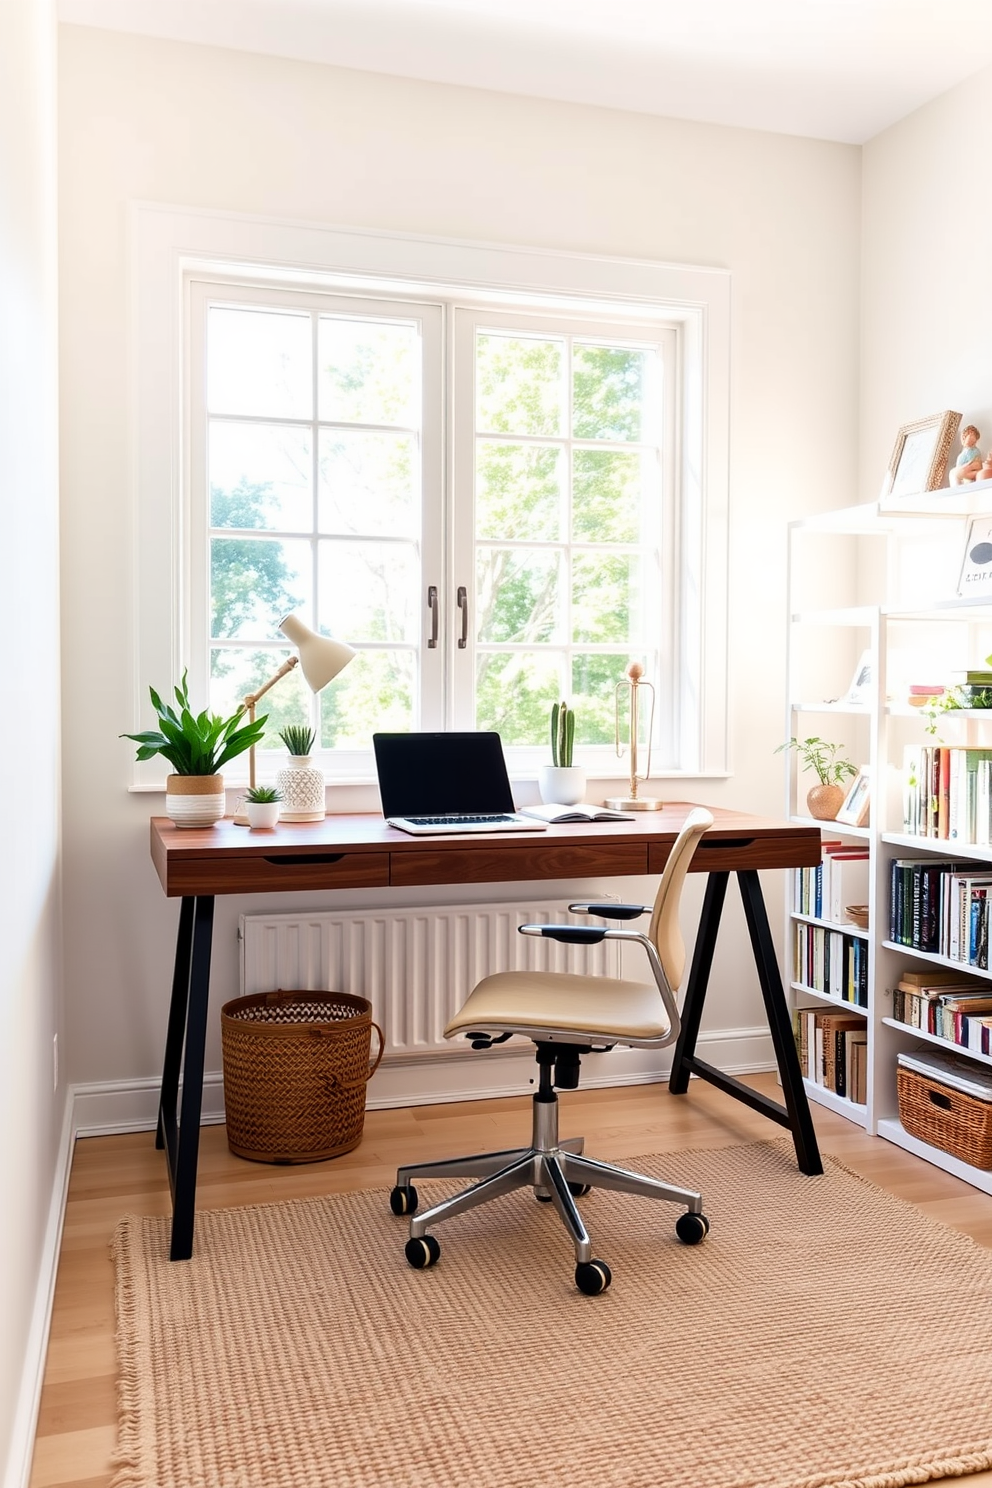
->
[242,656,299,712]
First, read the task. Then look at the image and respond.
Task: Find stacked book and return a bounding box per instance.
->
[793,1007,868,1103]
[890,858,992,968]
[793,840,869,924]
[793,923,869,1006]
[890,969,992,1053]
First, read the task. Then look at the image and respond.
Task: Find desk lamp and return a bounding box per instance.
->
[605,661,663,812]
[234,613,355,822]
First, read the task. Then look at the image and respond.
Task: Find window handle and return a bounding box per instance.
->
[427,585,439,649]
[457,585,468,649]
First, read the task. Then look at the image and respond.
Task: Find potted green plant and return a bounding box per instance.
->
[122,671,267,828]
[244,784,282,830]
[276,724,325,823]
[776,735,857,821]
[538,701,586,806]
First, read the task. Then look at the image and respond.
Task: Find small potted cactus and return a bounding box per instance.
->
[244,784,282,830]
[538,701,586,806]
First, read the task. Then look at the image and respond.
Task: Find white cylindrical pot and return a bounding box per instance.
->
[246,801,281,830]
[165,774,226,828]
[538,765,586,806]
[276,755,326,822]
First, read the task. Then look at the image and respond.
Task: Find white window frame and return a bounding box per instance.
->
[127,203,730,789]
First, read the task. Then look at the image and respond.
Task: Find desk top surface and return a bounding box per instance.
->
[150,802,821,897]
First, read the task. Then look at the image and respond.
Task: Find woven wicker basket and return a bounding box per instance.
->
[221,990,384,1164]
[897,1065,992,1169]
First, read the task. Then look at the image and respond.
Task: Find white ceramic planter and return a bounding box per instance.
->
[276,754,326,822]
[246,800,281,830]
[165,774,226,828]
[538,765,586,806]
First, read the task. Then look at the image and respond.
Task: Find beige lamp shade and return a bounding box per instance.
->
[278,614,355,693]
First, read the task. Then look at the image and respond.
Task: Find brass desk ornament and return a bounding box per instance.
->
[605,661,663,812]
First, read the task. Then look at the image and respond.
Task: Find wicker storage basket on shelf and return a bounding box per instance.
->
[221,990,384,1164]
[897,1065,992,1169]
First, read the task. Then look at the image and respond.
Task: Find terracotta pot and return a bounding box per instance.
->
[165,774,226,828]
[806,783,845,821]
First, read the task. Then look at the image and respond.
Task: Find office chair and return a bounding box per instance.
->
[390,807,714,1294]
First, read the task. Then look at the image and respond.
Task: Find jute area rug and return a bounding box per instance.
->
[112,1139,992,1488]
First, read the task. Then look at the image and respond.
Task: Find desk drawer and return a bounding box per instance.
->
[649,830,821,875]
[166,852,390,896]
[390,841,648,887]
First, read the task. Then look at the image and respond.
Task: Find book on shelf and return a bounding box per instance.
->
[792,922,868,1005]
[792,842,869,924]
[517,803,634,823]
[897,1047,992,1102]
[902,744,992,845]
[794,1007,865,1094]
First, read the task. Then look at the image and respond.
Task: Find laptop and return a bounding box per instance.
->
[373,731,548,836]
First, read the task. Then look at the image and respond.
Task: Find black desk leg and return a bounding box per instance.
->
[668,869,822,1177]
[156,894,215,1261]
[669,872,728,1095]
[156,896,195,1151]
[736,869,822,1175]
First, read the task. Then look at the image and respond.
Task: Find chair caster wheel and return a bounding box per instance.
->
[568,1182,591,1197]
[534,1188,553,1202]
[390,1184,418,1216]
[575,1259,612,1295]
[405,1234,440,1269]
[675,1211,710,1245]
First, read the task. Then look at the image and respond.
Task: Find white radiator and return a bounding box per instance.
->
[239,898,623,1062]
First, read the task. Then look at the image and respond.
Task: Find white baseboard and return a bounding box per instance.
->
[6,1093,75,1488]
[6,1025,774,1488]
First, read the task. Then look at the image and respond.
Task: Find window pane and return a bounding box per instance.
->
[571,654,636,744]
[209,422,312,532]
[476,652,562,743]
[572,449,651,543]
[209,646,310,746]
[476,442,562,541]
[320,651,415,747]
[210,536,310,640]
[476,333,564,436]
[207,307,312,419]
[318,430,419,538]
[572,344,659,443]
[318,539,418,643]
[318,317,419,427]
[477,549,562,644]
[571,553,640,644]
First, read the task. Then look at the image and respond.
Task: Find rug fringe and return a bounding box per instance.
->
[109,1216,148,1488]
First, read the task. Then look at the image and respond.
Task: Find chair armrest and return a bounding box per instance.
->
[567,901,651,920]
[518,924,608,944]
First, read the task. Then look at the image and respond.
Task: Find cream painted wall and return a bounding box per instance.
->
[861,63,992,501]
[0,2,64,1482]
[58,26,861,1092]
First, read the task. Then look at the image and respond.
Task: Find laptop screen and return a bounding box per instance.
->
[373,732,516,818]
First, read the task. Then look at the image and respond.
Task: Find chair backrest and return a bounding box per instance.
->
[647,808,714,991]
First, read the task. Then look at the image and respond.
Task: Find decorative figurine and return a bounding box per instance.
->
[950,424,983,484]
[604,661,663,812]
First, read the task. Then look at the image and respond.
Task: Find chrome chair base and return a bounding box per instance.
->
[392,1085,705,1271]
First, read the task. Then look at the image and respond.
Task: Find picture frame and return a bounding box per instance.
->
[841,649,872,706]
[957,515,992,598]
[879,410,961,504]
[835,768,870,827]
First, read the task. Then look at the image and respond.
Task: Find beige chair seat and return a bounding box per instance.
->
[445,970,671,1046]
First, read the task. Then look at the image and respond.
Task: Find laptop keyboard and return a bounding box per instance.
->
[406,814,518,826]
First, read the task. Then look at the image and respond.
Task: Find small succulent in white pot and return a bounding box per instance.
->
[244,783,282,830]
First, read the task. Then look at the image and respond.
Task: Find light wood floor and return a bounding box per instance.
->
[28,1073,992,1488]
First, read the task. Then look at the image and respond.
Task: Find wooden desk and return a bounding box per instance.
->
[150,803,822,1259]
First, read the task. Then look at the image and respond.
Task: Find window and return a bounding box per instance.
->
[130,209,729,786]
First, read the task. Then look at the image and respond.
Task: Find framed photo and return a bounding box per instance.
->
[836,768,870,827]
[841,649,872,706]
[879,410,961,504]
[957,515,992,598]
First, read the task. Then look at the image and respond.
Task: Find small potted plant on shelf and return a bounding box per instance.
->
[121,671,267,828]
[775,735,857,821]
[276,724,326,822]
[243,784,282,830]
[538,701,586,806]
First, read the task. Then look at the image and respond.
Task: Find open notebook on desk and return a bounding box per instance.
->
[518,803,634,823]
[373,731,547,835]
